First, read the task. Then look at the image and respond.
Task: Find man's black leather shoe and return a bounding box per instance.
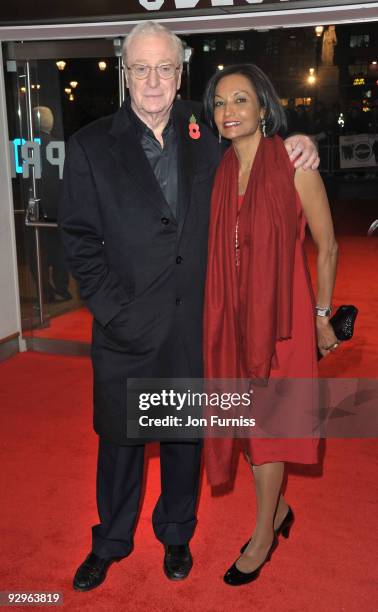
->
[163,544,193,581]
[73,552,120,591]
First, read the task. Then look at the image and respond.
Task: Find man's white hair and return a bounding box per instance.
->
[122,21,184,66]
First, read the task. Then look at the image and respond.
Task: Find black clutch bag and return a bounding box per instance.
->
[317,305,358,360]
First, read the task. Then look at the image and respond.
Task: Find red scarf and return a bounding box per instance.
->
[203,135,297,380]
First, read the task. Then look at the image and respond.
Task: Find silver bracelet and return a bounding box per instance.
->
[315,305,332,317]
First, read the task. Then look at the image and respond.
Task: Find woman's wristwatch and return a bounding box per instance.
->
[315,305,332,317]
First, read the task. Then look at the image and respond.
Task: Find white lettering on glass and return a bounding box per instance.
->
[46,142,65,180]
[20,142,42,179]
[138,0,165,10]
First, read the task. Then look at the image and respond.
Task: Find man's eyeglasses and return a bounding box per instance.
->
[126,63,180,80]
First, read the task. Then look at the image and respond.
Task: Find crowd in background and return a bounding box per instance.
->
[285,99,378,136]
[285,100,378,176]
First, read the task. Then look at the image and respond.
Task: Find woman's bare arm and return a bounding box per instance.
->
[294,168,339,357]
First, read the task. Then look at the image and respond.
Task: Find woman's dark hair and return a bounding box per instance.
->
[203,63,287,137]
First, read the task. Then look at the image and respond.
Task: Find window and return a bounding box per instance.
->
[350,34,370,48]
[203,39,216,53]
[295,98,312,107]
[225,38,245,52]
[348,63,368,76]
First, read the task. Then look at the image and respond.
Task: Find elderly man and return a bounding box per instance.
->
[59,21,318,591]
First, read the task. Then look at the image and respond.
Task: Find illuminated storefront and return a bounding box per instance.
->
[0,0,377,354]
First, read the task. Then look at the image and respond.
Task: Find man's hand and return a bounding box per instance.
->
[284,134,320,170]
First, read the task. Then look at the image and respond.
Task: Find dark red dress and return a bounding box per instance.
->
[204,192,319,484]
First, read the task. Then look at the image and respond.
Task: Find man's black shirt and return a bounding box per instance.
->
[127,99,178,219]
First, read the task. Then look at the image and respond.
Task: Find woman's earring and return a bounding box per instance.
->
[261,117,267,138]
[218,132,222,144]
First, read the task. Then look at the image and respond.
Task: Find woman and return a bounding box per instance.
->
[203,64,338,586]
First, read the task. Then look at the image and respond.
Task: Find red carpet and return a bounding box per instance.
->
[30,236,378,379]
[32,307,93,343]
[1,232,377,610]
[0,352,377,611]
[306,236,378,378]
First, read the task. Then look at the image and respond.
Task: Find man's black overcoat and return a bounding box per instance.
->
[59,100,220,444]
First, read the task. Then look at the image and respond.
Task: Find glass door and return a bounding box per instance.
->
[3,39,124,352]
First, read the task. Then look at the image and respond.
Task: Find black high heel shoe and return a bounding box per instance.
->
[240,506,294,554]
[224,535,279,586]
[277,505,295,539]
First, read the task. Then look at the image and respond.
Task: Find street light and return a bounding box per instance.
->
[307,68,316,85]
[56,60,66,71]
[315,26,324,37]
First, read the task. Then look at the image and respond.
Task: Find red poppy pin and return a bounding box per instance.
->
[188,114,201,140]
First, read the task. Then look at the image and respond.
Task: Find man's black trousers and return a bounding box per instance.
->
[91,437,202,558]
